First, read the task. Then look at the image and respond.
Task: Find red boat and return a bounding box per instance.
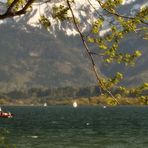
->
[0,107,14,118]
[0,112,13,118]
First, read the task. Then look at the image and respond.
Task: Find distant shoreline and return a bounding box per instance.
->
[0,96,147,106]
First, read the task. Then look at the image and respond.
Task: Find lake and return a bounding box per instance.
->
[0,106,148,148]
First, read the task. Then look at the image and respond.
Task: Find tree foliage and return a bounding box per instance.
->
[0,0,147,101]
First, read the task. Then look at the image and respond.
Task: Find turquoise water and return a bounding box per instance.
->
[0,106,148,148]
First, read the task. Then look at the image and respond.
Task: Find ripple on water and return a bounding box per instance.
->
[1,106,148,148]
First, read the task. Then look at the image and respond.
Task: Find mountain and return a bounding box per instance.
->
[0,24,97,92]
[0,23,147,93]
[0,0,147,93]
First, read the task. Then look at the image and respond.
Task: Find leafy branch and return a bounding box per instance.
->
[66,0,118,102]
[0,0,35,19]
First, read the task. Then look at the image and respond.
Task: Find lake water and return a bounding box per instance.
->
[0,106,148,148]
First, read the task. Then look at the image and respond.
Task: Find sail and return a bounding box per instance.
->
[44,103,47,107]
[73,101,78,108]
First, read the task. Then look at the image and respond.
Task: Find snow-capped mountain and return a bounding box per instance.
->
[0,0,147,93]
[1,0,147,35]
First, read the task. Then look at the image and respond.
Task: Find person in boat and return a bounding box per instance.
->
[0,107,3,115]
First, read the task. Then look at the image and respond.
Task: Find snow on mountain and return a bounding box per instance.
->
[24,0,148,36]
[122,0,136,5]
[0,0,147,36]
[25,0,100,35]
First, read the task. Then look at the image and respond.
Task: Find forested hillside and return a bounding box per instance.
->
[0,0,147,99]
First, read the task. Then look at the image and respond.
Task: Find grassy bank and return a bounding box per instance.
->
[0,95,147,106]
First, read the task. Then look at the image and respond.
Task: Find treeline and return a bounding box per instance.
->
[0,85,147,106]
[0,86,100,100]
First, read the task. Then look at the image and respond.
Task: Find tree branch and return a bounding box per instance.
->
[6,0,20,13]
[67,0,118,102]
[87,0,104,19]
[0,0,36,20]
[96,0,148,25]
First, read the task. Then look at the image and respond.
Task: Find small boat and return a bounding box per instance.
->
[73,101,78,108]
[103,105,107,109]
[0,112,13,118]
[43,103,47,107]
[0,107,13,118]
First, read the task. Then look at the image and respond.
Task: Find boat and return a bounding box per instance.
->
[73,101,78,108]
[0,107,14,118]
[43,103,47,107]
[103,105,107,109]
[0,112,13,118]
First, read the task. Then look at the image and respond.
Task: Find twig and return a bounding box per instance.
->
[96,0,148,25]
[0,0,36,20]
[87,0,104,19]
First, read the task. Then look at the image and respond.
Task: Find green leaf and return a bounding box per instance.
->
[134,50,142,57]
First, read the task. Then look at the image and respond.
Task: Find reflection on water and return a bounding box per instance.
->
[0,106,148,148]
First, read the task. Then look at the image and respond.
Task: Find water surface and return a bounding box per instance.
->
[0,106,148,148]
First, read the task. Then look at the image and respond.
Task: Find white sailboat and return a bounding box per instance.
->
[73,101,78,108]
[103,105,107,109]
[43,103,47,107]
